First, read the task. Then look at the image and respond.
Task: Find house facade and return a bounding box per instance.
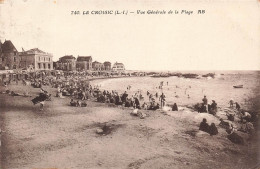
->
[103,61,111,71]
[92,61,104,71]
[112,62,125,72]
[76,56,92,71]
[19,48,53,70]
[56,55,76,71]
[0,40,21,70]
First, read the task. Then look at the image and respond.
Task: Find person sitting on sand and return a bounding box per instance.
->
[125,99,131,107]
[76,100,82,107]
[209,100,217,115]
[142,102,148,110]
[81,101,87,107]
[226,124,235,134]
[154,103,160,110]
[148,102,159,110]
[219,118,230,129]
[240,111,251,122]
[172,103,178,111]
[226,113,235,121]
[238,120,254,135]
[208,123,218,136]
[211,100,217,111]
[199,118,209,133]
[70,99,77,106]
[10,91,21,96]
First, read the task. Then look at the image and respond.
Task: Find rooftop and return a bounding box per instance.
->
[77,56,92,62]
[59,55,76,61]
[1,40,17,53]
[20,48,51,55]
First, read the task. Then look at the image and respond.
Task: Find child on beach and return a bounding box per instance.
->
[229,99,234,108]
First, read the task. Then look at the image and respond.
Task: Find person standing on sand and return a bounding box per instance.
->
[149,93,153,102]
[159,93,166,108]
[229,99,234,108]
[235,102,241,111]
[202,95,208,112]
[155,92,158,98]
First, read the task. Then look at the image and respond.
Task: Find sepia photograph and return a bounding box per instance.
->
[0,0,259,168]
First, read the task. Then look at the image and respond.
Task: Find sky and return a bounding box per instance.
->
[0,0,260,71]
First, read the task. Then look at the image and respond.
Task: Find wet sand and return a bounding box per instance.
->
[0,82,259,169]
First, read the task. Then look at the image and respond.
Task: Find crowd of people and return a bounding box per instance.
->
[198,94,258,145]
[1,72,258,145]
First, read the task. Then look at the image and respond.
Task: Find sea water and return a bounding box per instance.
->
[92,71,259,109]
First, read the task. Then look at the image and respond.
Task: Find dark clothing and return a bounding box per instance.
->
[227,132,244,145]
[199,122,209,133]
[31,93,48,105]
[81,102,87,107]
[211,102,217,111]
[125,101,131,107]
[172,104,178,111]
[70,101,77,106]
[236,103,241,110]
[219,120,230,129]
[209,124,218,136]
[121,93,128,103]
[134,98,140,108]
[202,97,208,105]
[227,114,235,121]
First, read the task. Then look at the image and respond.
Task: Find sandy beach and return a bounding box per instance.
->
[0,73,259,169]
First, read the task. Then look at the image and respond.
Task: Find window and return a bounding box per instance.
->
[38,63,41,69]
[14,57,16,62]
[48,64,50,69]
[44,57,45,61]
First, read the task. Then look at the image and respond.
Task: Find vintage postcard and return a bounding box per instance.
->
[0,0,259,169]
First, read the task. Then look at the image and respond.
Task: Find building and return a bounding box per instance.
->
[76,56,92,71]
[92,61,104,71]
[103,61,111,71]
[56,55,76,71]
[0,40,20,70]
[19,48,53,70]
[112,62,125,72]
